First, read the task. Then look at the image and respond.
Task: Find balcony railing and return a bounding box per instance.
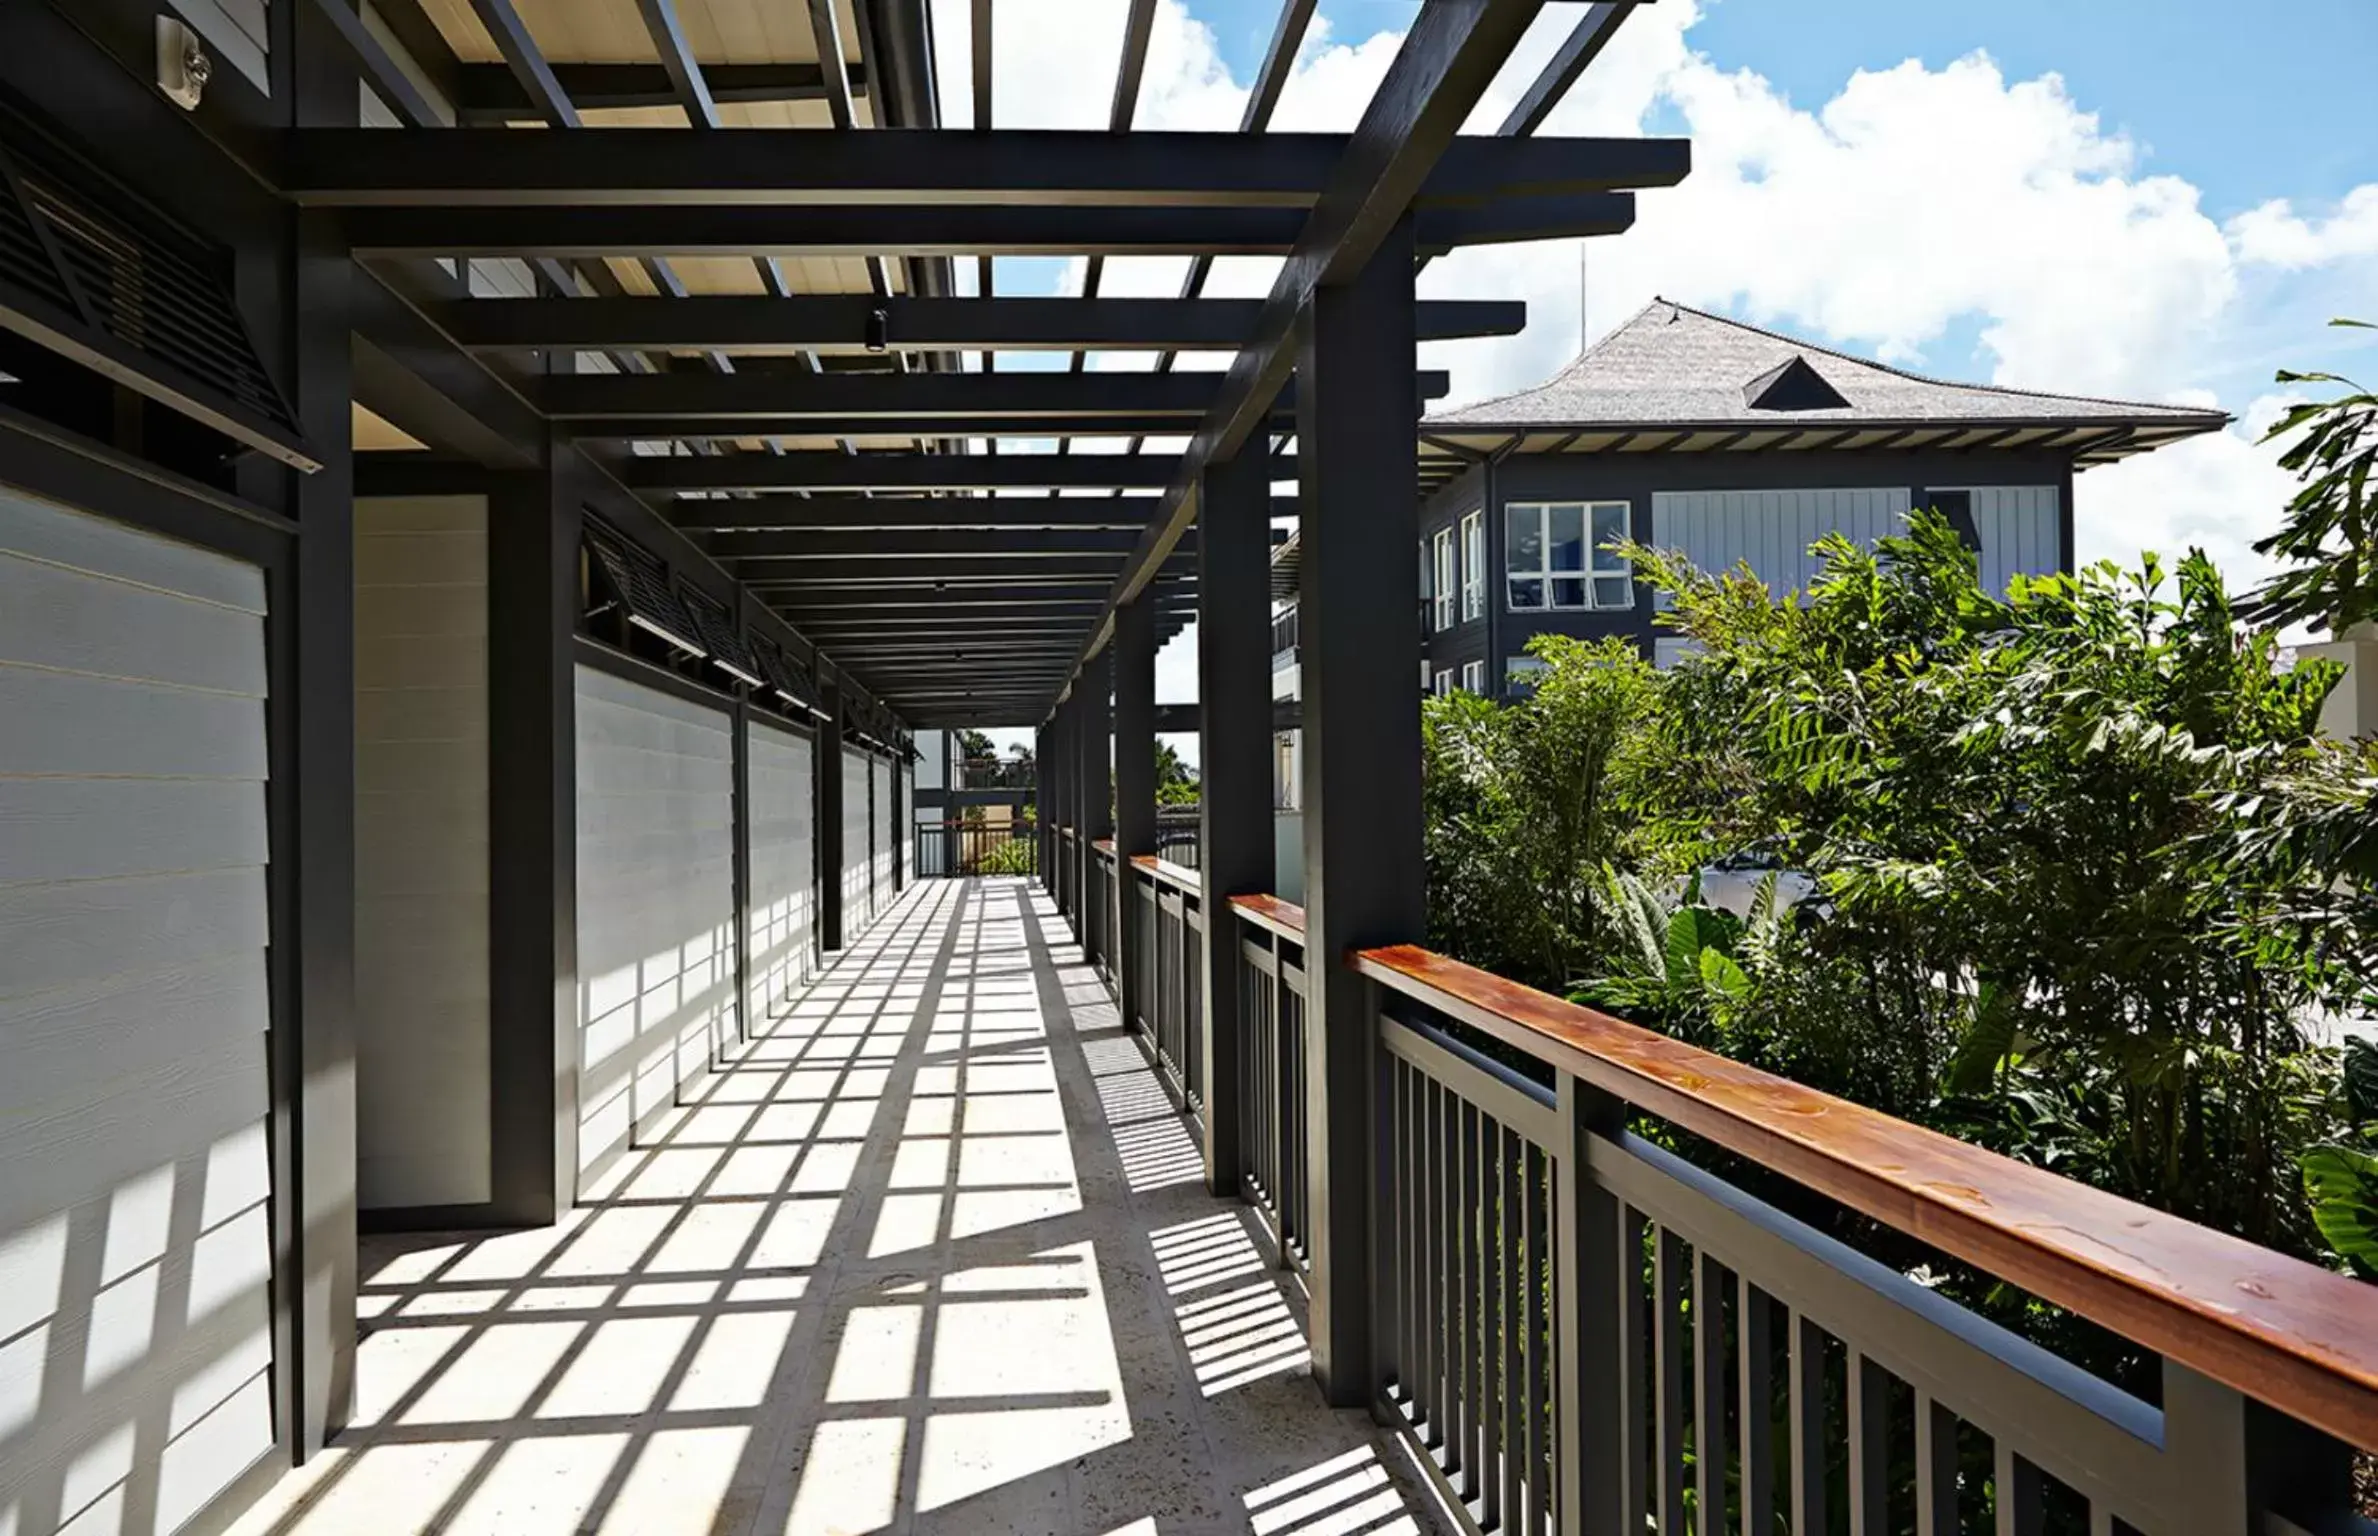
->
[1049,850,2378,1536]
[914,816,1036,878]
[956,754,1036,792]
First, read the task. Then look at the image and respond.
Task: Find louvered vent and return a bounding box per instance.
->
[584,521,705,656]
[682,586,763,688]
[0,106,311,469]
[753,636,809,708]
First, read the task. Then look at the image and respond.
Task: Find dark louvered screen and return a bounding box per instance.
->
[0,106,308,468]
[682,587,762,685]
[753,636,809,708]
[585,522,705,656]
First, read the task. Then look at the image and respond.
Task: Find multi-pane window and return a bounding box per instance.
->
[1433,668,1455,697]
[1461,659,1484,693]
[1460,510,1485,622]
[1432,528,1455,633]
[1505,501,1634,611]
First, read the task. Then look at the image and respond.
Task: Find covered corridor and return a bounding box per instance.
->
[226,879,1440,1536]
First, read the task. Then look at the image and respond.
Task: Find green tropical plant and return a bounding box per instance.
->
[2247,319,2378,635]
[2300,1038,2378,1280]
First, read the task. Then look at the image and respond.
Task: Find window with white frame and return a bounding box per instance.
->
[1432,528,1455,633]
[1461,510,1485,621]
[1433,668,1455,697]
[1420,657,1433,691]
[1461,659,1484,693]
[1505,501,1634,611]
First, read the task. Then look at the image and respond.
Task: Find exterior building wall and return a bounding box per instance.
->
[1412,448,2077,692]
[353,494,491,1211]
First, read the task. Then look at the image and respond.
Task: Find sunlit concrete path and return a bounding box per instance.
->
[229,877,1441,1536]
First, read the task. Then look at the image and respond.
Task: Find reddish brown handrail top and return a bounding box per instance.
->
[1352,942,2378,1452]
[1129,853,1202,896]
[1227,892,1307,942]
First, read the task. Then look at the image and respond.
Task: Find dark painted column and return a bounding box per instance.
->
[1055,700,1075,921]
[1196,445,1274,1196]
[818,678,844,951]
[1085,656,1116,972]
[1035,725,1050,891]
[892,734,905,892]
[487,447,582,1231]
[1295,216,1423,1406]
[729,630,752,1045]
[1114,598,1158,1024]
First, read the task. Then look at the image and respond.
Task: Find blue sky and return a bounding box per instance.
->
[947,0,2378,737]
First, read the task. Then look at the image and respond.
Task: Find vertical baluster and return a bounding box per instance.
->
[1695,1251,1730,1536]
[1916,1395,1957,1536]
[1422,1076,1445,1448]
[1522,1140,1547,1536]
[1619,1204,1649,1536]
[1993,1445,2042,1536]
[1500,1124,1523,1534]
[1789,1312,1827,1536]
[1476,1110,1500,1527]
[1848,1352,1888,1536]
[1406,1062,1425,1425]
[1739,1279,1773,1536]
[1460,1100,1482,1503]
[1655,1229,1687,1536]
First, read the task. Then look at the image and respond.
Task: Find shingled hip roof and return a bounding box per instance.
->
[1423,298,2229,454]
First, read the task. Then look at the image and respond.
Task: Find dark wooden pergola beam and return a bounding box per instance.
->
[672,494,1295,530]
[1066,0,1575,678]
[437,296,1526,352]
[714,527,1171,557]
[338,194,1635,257]
[284,128,1688,208]
[623,451,1290,493]
[453,61,869,121]
[565,412,1287,440]
[542,368,1444,420]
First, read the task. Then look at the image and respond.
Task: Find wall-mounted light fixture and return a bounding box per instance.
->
[865,306,891,354]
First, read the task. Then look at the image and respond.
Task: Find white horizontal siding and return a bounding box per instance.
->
[747,720,815,1028]
[841,747,872,936]
[575,666,738,1191]
[870,755,893,913]
[353,496,490,1211]
[0,487,274,1536]
[1651,487,1913,603]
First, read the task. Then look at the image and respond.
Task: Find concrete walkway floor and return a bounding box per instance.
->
[230,877,1444,1536]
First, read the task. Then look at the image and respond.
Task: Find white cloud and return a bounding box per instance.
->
[945,0,2373,687]
[2226,185,2378,270]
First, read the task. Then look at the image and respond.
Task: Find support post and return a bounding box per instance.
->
[1114,596,1158,1024]
[1196,445,1273,1197]
[1294,216,1423,1406]
[1081,655,1114,972]
[486,446,582,1229]
[818,677,844,950]
[1557,1079,1631,1536]
[1036,724,1052,889]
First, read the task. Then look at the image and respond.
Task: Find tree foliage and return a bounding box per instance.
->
[2247,319,2378,635]
[1424,512,2372,1275]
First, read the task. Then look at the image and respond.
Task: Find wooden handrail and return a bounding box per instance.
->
[1129,853,1202,897]
[1352,942,2378,1453]
[1093,837,1117,858]
[1228,892,1307,942]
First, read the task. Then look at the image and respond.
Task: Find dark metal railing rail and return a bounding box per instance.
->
[1090,839,1118,988]
[957,754,1036,792]
[1352,943,2378,1536]
[1033,838,2378,1536]
[1230,894,1311,1271]
[913,817,1037,878]
[1155,807,1202,870]
[1126,855,1207,1113]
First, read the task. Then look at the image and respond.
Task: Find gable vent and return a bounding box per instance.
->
[0,105,313,470]
[1744,354,1851,413]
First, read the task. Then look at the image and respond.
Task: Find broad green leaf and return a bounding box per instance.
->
[2344,1037,2378,1128]
[2301,1144,2378,1276]
[1699,948,1751,1002]
[1663,909,1705,994]
[1945,982,2018,1096]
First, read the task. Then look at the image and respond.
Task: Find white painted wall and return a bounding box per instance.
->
[353,495,489,1211]
[870,755,893,912]
[574,666,737,1188]
[840,746,872,934]
[747,718,817,1028]
[0,487,277,1536]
